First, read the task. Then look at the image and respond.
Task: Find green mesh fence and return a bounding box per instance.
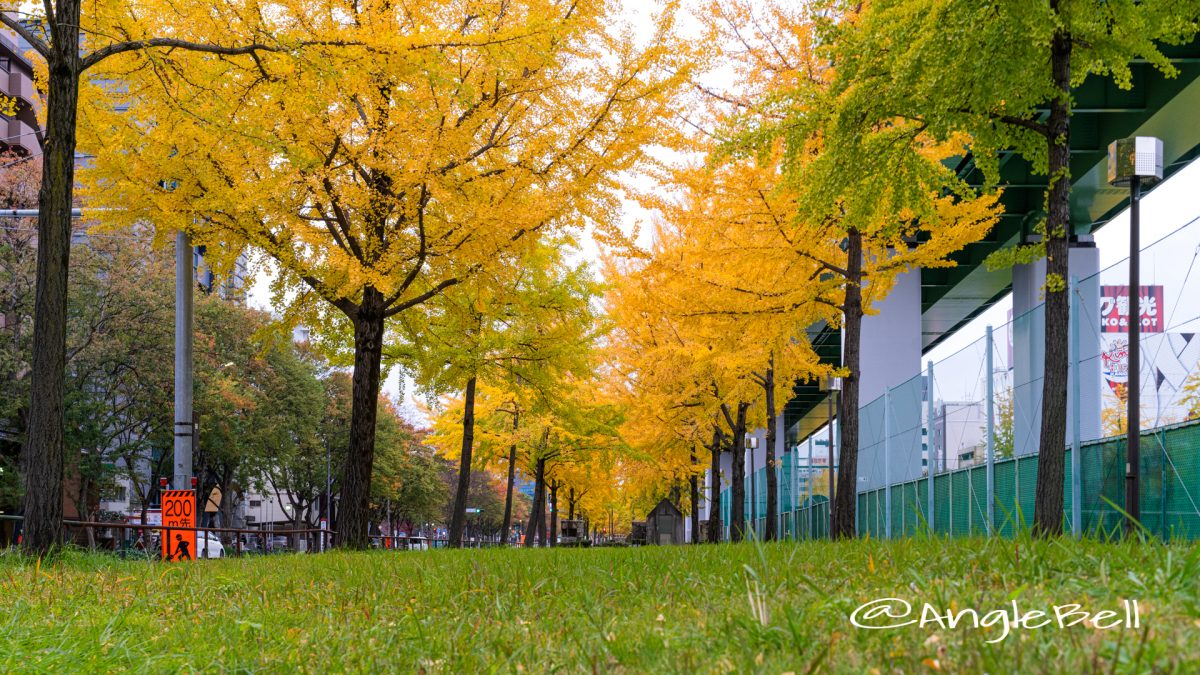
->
[738,420,1200,542]
[1017,455,1037,530]
[970,466,988,535]
[950,470,970,536]
[934,474,950,536]
[729,415,1200,540]
[994,459,1018,536]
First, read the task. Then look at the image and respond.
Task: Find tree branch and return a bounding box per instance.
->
[81,37,357,72]
[0,14,51,59]
[996,114,1050,137]
[382,275,464,318]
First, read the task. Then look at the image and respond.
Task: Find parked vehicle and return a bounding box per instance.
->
[198,532,225,559]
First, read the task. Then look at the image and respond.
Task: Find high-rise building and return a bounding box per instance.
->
[0,16,44,156]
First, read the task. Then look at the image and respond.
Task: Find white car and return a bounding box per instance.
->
[198,532,225,559]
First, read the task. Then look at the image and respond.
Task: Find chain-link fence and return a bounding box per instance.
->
[722,213,1200,541]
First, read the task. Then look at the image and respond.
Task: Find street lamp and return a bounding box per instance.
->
[821,376,841,536]
[1108,135,1163,535]
[746,434,759,532]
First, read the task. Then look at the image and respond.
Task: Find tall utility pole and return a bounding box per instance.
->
[326,441,332,546]
[174,230,194,491]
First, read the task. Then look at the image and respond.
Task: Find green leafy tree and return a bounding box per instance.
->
[251,343,327,534]
[821,0,1200,535]
[61,234,175,533]
[1182,368,1200,422]
[400,237,603,546]
[0,154,42,516]
[372,403,449,537]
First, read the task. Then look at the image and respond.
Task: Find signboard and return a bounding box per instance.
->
[1101,338,1130,393]
[125,508,161,527]
[1100,285,1164,333]
[161,490,196,561]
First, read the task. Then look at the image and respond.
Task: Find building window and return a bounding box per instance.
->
[101,485,127,503]
[249,499,261,508]
[0,58,9,72]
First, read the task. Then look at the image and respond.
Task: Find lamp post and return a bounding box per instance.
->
[1107,135,1163,536]
[746,434,759,536]
[821,376,841,537]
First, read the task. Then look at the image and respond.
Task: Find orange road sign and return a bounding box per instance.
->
[161,490,197,562]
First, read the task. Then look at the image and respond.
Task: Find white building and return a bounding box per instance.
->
[930,400,987,471]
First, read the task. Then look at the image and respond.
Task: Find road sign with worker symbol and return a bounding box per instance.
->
[161,490,196,561]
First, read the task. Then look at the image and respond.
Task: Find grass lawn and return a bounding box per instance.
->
[2,536,1200,672]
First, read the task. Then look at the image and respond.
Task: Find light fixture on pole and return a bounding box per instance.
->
[820,375,841,537]
[1107,135,1163,536]
[746,434,759,533]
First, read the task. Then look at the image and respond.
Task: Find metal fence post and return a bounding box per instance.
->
[885,387,892,539]
[794,441,800,538]
[986,325,996,535]
[926,360,935,534]
[776,458,783,538]
[1070,276,1082,538]
[807,437,814,539]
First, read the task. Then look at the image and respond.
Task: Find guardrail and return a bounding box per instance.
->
[0,515,517,556]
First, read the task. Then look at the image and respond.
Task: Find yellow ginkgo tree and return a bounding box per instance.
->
[4,0,359,555]
[691,0,1002,539]
[81,0,687,546]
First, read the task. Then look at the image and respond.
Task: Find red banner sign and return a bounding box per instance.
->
[1100,285,1163,333]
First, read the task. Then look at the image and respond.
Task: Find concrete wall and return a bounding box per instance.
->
[856,268,924,492]
[1012,239,1102,455]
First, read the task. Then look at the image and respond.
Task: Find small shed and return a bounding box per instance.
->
[645,499,684,545]
[559,519,586,546]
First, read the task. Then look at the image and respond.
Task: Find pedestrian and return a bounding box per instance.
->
[203,484,222,528]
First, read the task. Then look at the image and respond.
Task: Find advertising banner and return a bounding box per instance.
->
[1101,285,1164,333]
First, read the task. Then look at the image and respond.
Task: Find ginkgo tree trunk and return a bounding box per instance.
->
[705,427,723,543]
[753,354,778,541]
[499,402,520,544]
[0,0,346,556]
[81,0,686,548]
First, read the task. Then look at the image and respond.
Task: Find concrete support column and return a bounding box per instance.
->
[856,268,923,493]
[1011,236,1101,456]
